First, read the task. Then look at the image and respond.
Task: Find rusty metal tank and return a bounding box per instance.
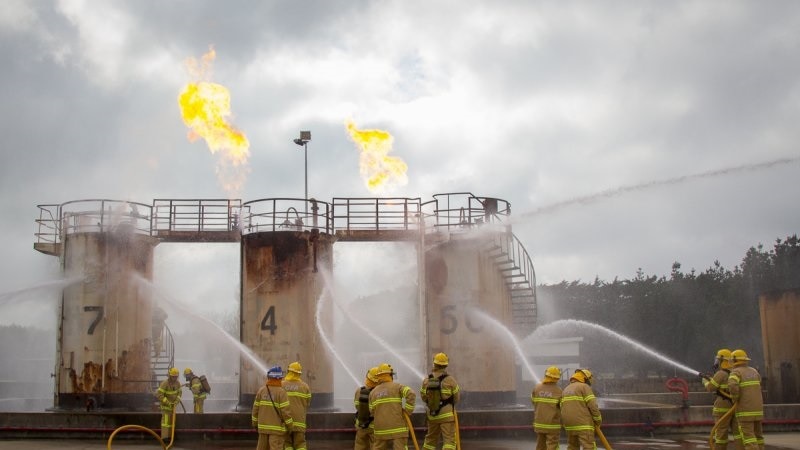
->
[46,200,158,410]
[760,288,800,403]
[239,199,335,409]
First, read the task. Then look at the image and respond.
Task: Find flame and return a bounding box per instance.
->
[345,120,408,194]
[178,48,250,197]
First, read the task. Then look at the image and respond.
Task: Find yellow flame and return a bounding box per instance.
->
[345,120,408,194]
[178,48,250,197]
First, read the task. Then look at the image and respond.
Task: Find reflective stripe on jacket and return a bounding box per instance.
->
[283,379,312,430]
[252,385,294,434]
[728,365,763,422]
[369,381,416,440]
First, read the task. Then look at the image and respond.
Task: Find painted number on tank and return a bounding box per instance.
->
[260,305,277,335]
[440,305,482,335]
[84,306,103,335]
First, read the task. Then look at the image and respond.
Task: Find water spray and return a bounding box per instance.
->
[467,308,540,383]
[519,156,800,220]
[532,319,700,375]
[131,273,271,376]
[315,288,361,387]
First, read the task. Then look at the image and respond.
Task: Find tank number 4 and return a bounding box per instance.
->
[260,306,277,335]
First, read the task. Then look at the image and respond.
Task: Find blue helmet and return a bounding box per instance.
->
[267,366,284,379]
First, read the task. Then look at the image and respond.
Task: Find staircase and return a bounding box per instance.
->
[150,324,176,392]
[484,231,537,337]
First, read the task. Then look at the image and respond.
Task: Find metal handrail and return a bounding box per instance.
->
[241,198,332,235]
[331,197,422,232]
[430,192,511,230]
[152,198,241,233]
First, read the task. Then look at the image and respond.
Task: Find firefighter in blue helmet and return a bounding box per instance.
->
[253,366,293,450]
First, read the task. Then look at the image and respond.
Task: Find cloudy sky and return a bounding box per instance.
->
[2,1,800,325]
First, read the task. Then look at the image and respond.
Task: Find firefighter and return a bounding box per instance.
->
[369,363,416,450]
[282,361,312,450]
[560,369,601,450]
[354,367,380,450]
[420,352,461,450]
[253,366,294,450]
[700,349,740,450]
[532,366,563,450]
[155,367,182,443]
[183,368,208,414]
[727,350,764,450]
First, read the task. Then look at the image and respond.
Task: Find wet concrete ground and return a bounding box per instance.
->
[1,434,799,450]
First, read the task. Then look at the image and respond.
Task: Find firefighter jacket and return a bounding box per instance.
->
[532,381,562,433]
[560,381,601,432]
[703,369,733,417]
[420,368,460,423]
[156,378,182,411]
[189,376,208,400]
[728,365,763,422]
[282,378,311,431]
[368,381,416,440]
[252,384,294,435]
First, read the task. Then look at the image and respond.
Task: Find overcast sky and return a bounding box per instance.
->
[2,1,800,326]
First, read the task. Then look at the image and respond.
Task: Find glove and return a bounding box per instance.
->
[698,372,709,381]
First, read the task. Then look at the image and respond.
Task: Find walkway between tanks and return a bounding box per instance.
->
[1,434,799,450]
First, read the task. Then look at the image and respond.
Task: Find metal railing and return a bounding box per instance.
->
[428,192,511,230]
[331,197,422,232]
[152,199,241,233]
[241,198,332,235]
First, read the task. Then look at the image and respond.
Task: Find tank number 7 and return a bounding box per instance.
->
[84,306,104,335]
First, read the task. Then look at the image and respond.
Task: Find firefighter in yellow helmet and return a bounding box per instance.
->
[183,368,208,414]
[368,363,416,450]
[420,352,461,450]
[282,362,311,450]
[354,367,380,450]
[700,349,738,450]
[252,366,293,450]
[532,366,563,450]
[560,369,601,450]
[727,350,764,450]
[155,367,182,443]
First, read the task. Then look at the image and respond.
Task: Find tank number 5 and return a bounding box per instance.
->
[440,305,482,335]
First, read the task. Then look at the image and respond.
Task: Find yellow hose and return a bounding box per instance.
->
[595,425,612,450]
[107,401,180,450]
[403,412,420,450]
[454,410,461,450]
[708,402,737,450]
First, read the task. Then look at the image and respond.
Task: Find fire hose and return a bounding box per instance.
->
[106,400,184,450]
[708,402,737,450]
[595,425,613,450]
[403,412,421,450]
[454,409,462,450]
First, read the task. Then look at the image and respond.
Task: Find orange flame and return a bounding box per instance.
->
[178,48,250,197]
[345,120,408,194]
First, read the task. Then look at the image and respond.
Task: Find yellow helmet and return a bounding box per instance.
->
[715,349,732,369]
[544,366,561,381]
[367,366,380,383]
[571,369,593,385]
[184,368,193,375]
[433,352,449,366]
[168,367,179,377]
[716,349,731,360]
[730,349,750,366]
[288,362,303,374]
[377,363,394,375]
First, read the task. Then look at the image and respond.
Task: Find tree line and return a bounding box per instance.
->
[536,234,800,377]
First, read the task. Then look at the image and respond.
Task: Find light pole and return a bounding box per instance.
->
[293,131,311,214]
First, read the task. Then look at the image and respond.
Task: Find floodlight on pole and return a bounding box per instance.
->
[293,131,311,214]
